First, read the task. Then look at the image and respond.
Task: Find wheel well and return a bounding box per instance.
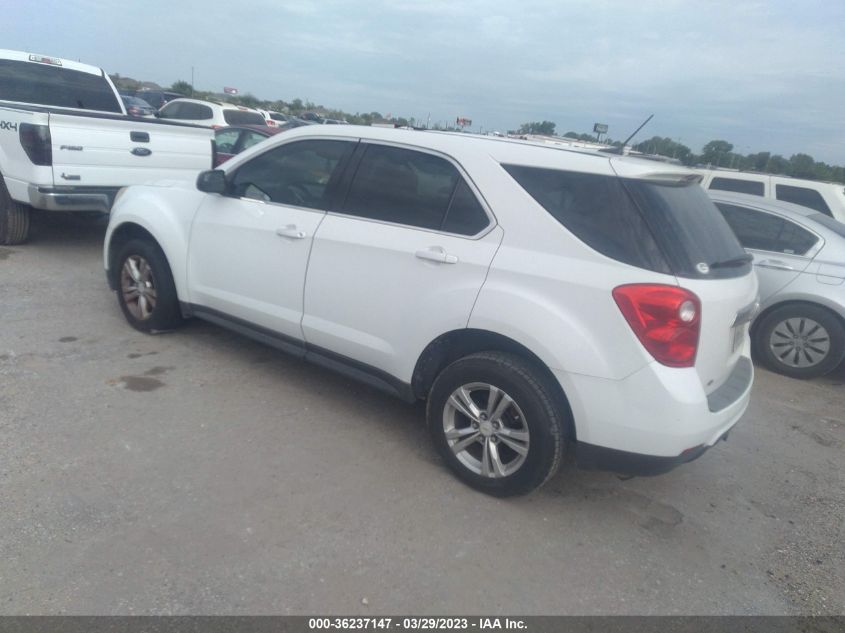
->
[752,299,845,336]
[107,223,159,289]
[411,329,576,439]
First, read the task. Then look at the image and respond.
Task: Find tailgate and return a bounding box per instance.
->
[49,113,213,187]
[683,271,758,394]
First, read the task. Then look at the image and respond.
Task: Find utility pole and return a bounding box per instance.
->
[190,66,194,97]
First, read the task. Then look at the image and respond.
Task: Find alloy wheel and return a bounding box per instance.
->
[442,382,530,478]
[769,317,830,368]
[120,255,158,321]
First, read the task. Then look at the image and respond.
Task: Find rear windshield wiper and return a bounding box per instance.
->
[709,253,753,269]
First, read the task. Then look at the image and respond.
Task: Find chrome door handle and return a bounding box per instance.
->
[276,225,306,239]
[757,259,794,271]
[415,247,458,264]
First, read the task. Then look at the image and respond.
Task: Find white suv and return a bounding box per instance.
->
[695,168,845,223]
[104,127,758,495]
[157,98,265,128]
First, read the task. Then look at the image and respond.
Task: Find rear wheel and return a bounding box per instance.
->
[0,177,31,245]
[754,304,845,379]
[115,239,182,333]
[427,352,566,496]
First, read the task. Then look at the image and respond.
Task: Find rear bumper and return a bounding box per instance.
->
[28,185,118,213]
[576,429,730,476]
[558,351,753,474]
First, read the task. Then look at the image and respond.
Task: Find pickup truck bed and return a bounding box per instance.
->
[0,49,214,244]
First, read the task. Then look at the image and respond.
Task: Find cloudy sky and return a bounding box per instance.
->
[6,0,845,163]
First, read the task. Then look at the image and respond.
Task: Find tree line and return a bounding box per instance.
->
[516,121,844,184]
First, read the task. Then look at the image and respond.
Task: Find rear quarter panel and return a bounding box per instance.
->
[0,105,53,200]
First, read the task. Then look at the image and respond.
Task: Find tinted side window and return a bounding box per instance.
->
[343,145,458,230]
[229,140,351,210]
[775,184,832,216]
[0,59,121,112]
[709,177,764,196]
[442,179,489,235]
[214,129,240,154]
[778,221,818,255]
[716,203,785,251]
[240,130,269,150]
[504,165,670,273]
[158,101,182,118]
[182,103,213,120]
[715,203,817,255]
[223,110,266,126]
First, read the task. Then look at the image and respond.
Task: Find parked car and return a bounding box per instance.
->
[709,191,845,378]
[130,89,184,110]
[213,125,286,166]
[696,168,845,223]
[0,48,214,245]
[104,127,757,495]
[120,95,156,118]
[299,111,324,123]
[257,109,291,127]
[157,98,265,128]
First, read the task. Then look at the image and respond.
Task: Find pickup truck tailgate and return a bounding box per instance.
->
[50,113,212,187]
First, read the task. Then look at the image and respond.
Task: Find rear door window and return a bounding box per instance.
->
[716,203,818,256]
[229,139,353,210]
[503,165,671,273]
[214,129,241,154]
[0,59,122,113]
[775,184,832,216]
[343,144,487,234]
[158,101,183,118]
[709,177,764,196]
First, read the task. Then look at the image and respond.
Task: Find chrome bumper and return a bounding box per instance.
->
[28,185,118,213]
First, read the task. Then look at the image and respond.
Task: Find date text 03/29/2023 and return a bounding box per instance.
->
[308,618,527,630]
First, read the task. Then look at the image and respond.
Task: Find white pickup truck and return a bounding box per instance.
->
[0,49,214,244]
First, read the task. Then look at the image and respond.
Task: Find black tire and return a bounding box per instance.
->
[753,303,845,379]
[427,351,566,496]
[0,176,31,245]
[114,238,182,333]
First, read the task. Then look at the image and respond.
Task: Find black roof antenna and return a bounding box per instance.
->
[602,114,654,154]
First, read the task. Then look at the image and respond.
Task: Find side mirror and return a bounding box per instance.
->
[196,169,227,194]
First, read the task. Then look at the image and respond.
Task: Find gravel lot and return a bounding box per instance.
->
[1,214,843,615]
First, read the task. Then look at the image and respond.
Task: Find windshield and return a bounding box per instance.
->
[623,180,751,279]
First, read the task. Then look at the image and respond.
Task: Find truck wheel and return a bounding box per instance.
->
[115,239,183,333]
[0,178,31,245]
[427,351,566,496]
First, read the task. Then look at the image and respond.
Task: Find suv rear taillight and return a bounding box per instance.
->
[613,284,701,368]
[19,123,52,166]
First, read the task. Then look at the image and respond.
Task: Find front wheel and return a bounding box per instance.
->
[753,304,845,379]
[427,352,567,496]
[114,239,183,333]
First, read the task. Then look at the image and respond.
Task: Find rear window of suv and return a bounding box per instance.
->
[224,110,266,126]
[505,165,750,279]
[0,59,122,113]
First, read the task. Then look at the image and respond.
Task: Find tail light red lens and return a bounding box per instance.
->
[19,123,52,166]
[613,284,701,368]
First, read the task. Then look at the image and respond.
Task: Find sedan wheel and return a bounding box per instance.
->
[754,304,845,379]
[769,317,830,369]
